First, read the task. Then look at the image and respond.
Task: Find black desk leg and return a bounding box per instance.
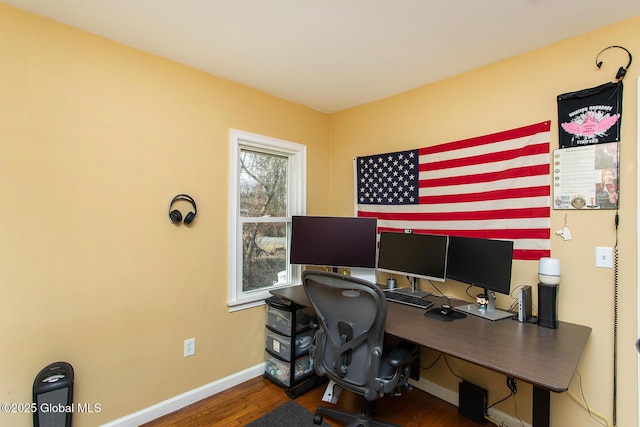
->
[532,386,550,427]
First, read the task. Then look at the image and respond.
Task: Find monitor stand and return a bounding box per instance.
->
[350,267,376,284]
[395,276,432,298]
[455,290,513,321]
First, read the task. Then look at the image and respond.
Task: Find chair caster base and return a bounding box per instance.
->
[313,412,323,425]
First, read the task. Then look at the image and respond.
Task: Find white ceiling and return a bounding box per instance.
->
[3,0,639,112]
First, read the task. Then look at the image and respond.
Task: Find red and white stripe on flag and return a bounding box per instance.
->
[356,121,551,261]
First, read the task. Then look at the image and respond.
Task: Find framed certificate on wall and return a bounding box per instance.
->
[553,142,619,210]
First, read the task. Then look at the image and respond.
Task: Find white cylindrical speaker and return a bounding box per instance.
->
[538,257,560,286]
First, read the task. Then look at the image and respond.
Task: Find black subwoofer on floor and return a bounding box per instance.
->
[458,380,487,424]
[33,361,74,427]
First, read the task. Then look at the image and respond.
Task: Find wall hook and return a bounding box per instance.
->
[595,45,633,81]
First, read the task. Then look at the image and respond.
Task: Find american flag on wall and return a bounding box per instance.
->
[355,121,551,261]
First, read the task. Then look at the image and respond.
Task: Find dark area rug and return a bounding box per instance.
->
[245,400,330,427]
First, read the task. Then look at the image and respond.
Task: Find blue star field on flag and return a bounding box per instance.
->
[357,149,419,205]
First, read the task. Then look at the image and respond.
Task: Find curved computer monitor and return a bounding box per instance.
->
[290,216,378,269]
[447,236,514,320]
[377,231,449,282]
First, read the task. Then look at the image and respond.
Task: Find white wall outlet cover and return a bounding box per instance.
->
[595,247,614,269]
[184,338,196,357]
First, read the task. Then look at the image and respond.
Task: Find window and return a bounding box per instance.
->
[228,129,306,311]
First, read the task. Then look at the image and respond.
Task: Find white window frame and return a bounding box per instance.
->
[228,129,306,311]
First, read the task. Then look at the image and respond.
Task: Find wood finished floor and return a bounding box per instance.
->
[141,376,495,427]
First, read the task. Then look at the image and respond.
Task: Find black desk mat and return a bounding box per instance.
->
[424,308,467,322]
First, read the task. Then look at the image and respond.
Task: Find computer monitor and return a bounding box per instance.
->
[447,236,514,321]
[290,216,378,270]
[377,232,449,293]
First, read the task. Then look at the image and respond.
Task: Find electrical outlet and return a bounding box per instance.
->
[184,338,195,357]
[595,246,613,269]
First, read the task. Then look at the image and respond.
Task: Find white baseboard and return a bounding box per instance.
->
[410,377,532,427]
[100,363,265,427]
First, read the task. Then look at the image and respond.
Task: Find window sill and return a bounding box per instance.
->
[227,298,266,312]
[227,284,295,312]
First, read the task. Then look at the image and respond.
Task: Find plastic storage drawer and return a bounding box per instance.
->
[265,352,313,387]
[266,304,314,336]
[292,353,314,381]
[265,328,315,361]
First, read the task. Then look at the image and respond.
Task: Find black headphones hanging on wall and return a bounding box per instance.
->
[595,45,633,81]
[168,194,198,225]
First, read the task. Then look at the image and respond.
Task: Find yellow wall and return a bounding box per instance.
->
[329,17,639,427]
[1,2,638,426]
[0,4,329,426]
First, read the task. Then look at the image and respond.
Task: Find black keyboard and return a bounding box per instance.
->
[383,291,434,309]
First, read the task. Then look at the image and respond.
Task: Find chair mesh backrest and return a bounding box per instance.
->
[303,271,387,389]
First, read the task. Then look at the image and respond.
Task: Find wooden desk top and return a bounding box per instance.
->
[270,285,591,393]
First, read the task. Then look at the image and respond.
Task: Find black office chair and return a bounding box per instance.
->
[302,270,418,427]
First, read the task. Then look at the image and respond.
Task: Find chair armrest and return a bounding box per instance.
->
[386,341,418,367]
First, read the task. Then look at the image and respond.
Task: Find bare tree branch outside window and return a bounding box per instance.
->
[239,150,288,291]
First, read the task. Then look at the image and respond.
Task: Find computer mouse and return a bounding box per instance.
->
[439,304,452,315]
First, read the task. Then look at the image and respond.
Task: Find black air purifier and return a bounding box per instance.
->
[537,258,560,329]
[33,361,74,427]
